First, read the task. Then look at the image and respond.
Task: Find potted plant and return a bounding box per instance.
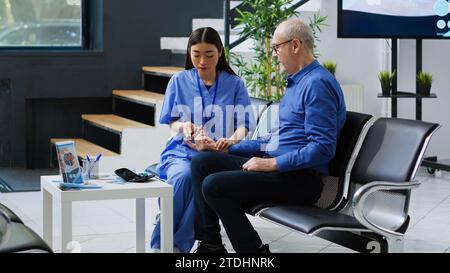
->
[322,60,337,76]
[378,70,396,96]
[417,71,433,96]
[231,0,328,102]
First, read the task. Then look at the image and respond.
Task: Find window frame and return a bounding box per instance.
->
[0,0,89,51]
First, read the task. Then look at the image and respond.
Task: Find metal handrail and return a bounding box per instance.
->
[223,0,230,49]
[223,0,312,50]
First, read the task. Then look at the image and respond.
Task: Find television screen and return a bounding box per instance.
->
[338,0,450,39]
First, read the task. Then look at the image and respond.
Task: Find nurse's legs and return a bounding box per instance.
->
[150,159,194,252]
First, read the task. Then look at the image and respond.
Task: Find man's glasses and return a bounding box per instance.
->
[271,39,293,54]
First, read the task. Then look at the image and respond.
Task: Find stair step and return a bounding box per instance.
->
[142,66,183,77]
[161,36,253,53]
[296,0,322,12]
[113,90,164,107]
[82,114,152,134]
[50,138,119,159]
[230,1,242,9]
[192,18,241,35]
[160,38,189,53]
[193,18,224,32]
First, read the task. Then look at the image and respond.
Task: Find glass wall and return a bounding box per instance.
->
[0,0,84,47]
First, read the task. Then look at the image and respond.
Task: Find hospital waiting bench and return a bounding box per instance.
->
[245,107,439,253]
[145,102,439,253]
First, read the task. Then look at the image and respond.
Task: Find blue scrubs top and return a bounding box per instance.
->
[157,69,252,179]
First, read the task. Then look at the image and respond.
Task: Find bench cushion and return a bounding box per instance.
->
[259,205,367,235]
[244,202,278,216]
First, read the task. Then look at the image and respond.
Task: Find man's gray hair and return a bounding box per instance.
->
[278,18,314,53]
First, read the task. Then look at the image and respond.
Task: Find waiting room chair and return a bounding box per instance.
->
[252,117,439,253]
[0,203,24,224]
[0,208,11,248]
[0,204,52,253]
[245,110,374,214]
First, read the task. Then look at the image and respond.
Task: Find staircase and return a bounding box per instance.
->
[160,0,322,66]
[50,67,182,173]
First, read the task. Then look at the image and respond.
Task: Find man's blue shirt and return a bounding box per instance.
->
[229,60,346,175]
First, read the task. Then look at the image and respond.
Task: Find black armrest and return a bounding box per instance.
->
[0,203,23,224]
[0,222,52,253]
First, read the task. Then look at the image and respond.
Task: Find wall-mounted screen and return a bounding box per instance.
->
[338,0,450,39]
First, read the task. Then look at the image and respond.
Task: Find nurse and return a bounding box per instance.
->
[150,27,253,253]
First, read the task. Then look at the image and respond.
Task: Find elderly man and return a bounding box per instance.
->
[190,18,347,253]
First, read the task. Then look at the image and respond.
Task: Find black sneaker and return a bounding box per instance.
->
[258,244,271,253]
[194,241,228,254]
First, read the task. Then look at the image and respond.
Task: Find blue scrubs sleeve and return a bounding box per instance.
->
[228,139,267,157]
[275,81,339,172]
[159,77,179,125]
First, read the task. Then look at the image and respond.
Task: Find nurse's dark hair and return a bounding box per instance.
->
[185,27,236,76]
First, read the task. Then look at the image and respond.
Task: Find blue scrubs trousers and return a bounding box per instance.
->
[150,158,194,253]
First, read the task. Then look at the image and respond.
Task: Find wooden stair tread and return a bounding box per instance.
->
[82,114,152,133]
[50,138,119,158]
[142,66,183,77]
[113,90,164,105]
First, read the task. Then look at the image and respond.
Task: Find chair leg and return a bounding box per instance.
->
[386,236,404,253]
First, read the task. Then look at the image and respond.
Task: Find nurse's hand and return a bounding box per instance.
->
[181,122,196,140]
[184,131,217,152]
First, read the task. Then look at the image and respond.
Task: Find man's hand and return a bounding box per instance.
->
[242,157,278,172]
[195,135,217,151]
[214,138,237,152]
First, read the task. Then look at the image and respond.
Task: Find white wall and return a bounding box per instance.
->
[399,40,450,158]
[303,0,450,159]
[299,0,385,117]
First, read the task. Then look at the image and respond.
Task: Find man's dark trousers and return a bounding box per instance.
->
[191,152,323,253]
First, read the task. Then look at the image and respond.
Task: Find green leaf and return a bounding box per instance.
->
[229,0,328,102]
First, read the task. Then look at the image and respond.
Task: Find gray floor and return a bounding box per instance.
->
[1,167,450,253]
[0,167,58,192]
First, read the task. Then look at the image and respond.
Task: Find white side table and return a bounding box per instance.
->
[41,175,173,253]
